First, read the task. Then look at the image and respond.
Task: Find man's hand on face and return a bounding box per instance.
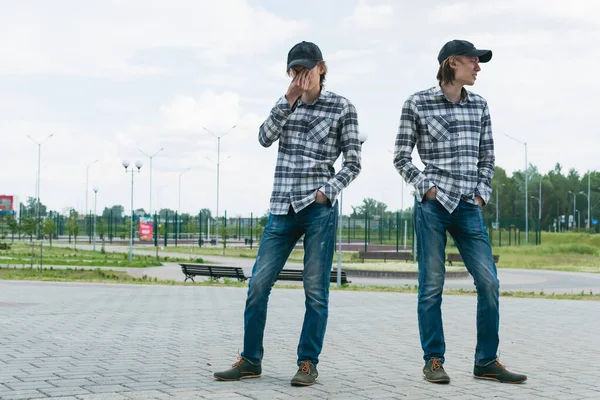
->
[424,186,437,200]
[475,195,484,208]
[285,69,309,107]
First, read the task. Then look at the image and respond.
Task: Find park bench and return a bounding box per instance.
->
[358,251,413,262]
[446,253,500,266]
[276,269,351,284]
[180,263,247,282]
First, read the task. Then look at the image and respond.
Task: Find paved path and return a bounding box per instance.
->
[12,243,600,294]
[1,280,599,399]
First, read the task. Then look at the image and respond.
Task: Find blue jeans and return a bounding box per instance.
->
[415,198,499,367]
[241,201,338,366]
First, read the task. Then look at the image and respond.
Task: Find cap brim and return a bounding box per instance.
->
[465,49,492,63]
[286,59,319,71]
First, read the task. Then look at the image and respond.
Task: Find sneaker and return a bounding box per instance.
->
[423,357,450,384]
[291,361,319,386]
[474,360,527,384]
[213,354,261,381]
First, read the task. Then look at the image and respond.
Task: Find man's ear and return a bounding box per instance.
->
[448,56,461,69]
[318,62,327,75]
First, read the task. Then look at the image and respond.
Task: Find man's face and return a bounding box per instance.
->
[289,63,324,91]
[452,56,481,86]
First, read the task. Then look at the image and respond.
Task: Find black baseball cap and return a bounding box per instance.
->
[437,40,492,64]
[286,41,323,71]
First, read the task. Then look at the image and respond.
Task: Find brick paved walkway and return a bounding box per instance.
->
[1,280,598,399]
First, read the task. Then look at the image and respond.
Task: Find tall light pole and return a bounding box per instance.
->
[203,125,236,244]
[567,191,586,230]
[588,172,592,229]
[336,132,368,286]
[93,187,98,251]
[530,178,542,231]
[139,148,164,218]
[27,134,54,238]
[85,159,99,238]
[122,159,143,262]
[577,191,588,229]
[178,167,191,240]
[505,134,528,243]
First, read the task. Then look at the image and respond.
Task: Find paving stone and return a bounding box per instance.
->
[1,280,598,399]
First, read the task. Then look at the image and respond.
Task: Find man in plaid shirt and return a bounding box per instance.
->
[215,41,362,386]
[394,40,527,385]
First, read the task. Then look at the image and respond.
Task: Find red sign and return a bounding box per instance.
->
[139,217,153,241]
[0,195,15,214]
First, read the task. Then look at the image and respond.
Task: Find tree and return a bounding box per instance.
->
[158,208,176,220]
[351,198,388,219]
[102,205,125,223]
[21,215,36,242]
[258,211,269,228]
[25,197,48,217]
[198,208,213,221]
[5,214,18,242]
[66,216,79,248]
[43,218,56,246]
[97,219,108,239]
[96,218,108,251]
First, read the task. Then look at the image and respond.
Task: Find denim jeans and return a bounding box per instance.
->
[415,198,500,367]
[241,201,338,366]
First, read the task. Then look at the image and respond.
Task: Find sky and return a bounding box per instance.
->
[1,0,599,218]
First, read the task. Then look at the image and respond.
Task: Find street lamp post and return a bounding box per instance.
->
[122,159,143,262]
[93,187,98,251]
[504,134,528,243]
[203,125,236,244]
[139,148,164,218]
[27,133,54,238]
[85,159,99,240]
[577,191,589,229]
[588,172,591,229]
[178,167,191,240]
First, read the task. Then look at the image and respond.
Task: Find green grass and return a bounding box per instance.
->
[155,246,358,263]
[0,242,199,268]
[1,266,598,301]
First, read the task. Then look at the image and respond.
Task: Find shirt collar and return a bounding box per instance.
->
[432,86,471,105]
[299,89,329,106]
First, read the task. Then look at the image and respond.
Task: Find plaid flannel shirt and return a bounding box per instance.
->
[393,86,495,213]
[259,90,362,215]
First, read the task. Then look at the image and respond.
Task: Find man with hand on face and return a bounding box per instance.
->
[214,41,362,387]
[393,40,527,385]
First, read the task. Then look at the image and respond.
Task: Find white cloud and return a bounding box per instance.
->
[196,74,248,88]
[430,0,600,24]
[0,0,309,77]
[2,0,600,218]
[343,0,395,30]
